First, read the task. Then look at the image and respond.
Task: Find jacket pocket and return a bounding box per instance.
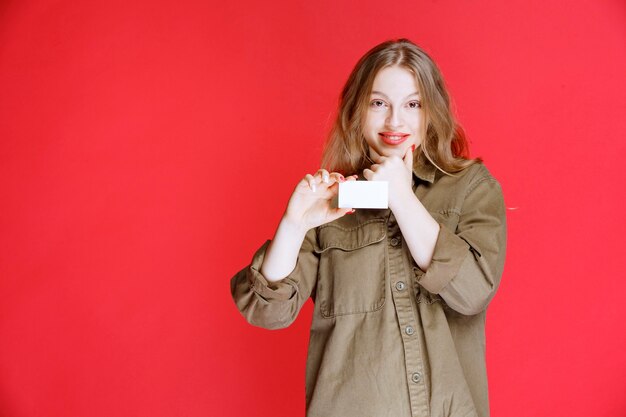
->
[314,219,387,318]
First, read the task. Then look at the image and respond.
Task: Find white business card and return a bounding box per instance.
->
[338,181,388,209]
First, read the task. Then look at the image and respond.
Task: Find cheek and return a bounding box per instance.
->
[363,113,379,136]
[411,113,425,132]
[410,111,423,124]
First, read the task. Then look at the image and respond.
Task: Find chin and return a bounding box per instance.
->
[369,144,408,160]
[385,147,409,157]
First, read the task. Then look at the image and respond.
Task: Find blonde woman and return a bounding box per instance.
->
[231,39,507,417]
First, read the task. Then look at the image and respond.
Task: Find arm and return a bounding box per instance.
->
[260,170,355,282]
[414,177,507,315]
[364,148,506,315]
[230,229,319,329]
[260,217,308,282]
[230,170,355,329]
[364,146,439,271]
[388,189,440,271]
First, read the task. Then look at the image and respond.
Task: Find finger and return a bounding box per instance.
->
[345,174,359,182]
[363,168,374,181]
[327,207,355,222]
[315,168,330,184]
[369,163,380,172]
[325,181,340,196]
[304,174,317,192]
[340,207,356,216]
[329,172,346,184]
[316,172,341,195]
[404,144,415,171]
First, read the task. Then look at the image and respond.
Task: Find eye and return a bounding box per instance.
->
[407,100,422,109]
[370,99,387,109]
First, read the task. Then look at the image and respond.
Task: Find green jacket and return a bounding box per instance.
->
[231,156,507,417]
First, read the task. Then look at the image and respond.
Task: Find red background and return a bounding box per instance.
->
[1,0,625,416]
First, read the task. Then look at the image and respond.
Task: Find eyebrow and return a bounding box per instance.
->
[371,91,421,99]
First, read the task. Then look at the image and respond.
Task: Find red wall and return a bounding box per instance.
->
[1,1,625,416]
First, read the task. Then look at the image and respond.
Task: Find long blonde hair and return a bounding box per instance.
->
[321,39,479,175]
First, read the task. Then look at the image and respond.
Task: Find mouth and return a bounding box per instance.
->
[379,132,410,145]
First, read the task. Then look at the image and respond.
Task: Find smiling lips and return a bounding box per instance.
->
[379,131,410,146]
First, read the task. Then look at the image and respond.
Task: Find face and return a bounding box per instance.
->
[362,65,426,160]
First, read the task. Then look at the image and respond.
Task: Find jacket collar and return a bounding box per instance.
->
[412,153,437,183]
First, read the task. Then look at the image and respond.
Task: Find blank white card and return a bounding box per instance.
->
[338,181,388,209]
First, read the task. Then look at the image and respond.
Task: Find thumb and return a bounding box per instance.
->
[404,144,416,171]
[328,207,355,222]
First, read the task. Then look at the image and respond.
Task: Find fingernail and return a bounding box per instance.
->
[348,209,356,214]
[411,144,416,152]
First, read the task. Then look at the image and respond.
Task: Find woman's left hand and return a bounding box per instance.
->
[363,145,415,211]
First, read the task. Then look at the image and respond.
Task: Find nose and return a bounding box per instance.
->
[386,106,402,129]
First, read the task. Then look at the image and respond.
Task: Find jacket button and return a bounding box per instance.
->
[411,372,422,383]
[405,326,414,335]
[390,237,400,246]
[395,281,406,291]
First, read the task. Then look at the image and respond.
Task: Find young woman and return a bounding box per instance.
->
[231,39,507,417]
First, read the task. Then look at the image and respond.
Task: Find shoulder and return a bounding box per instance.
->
[453,163,505,219]
[432,161,500,191]
[458,162,502,196]
[424,162,503,215]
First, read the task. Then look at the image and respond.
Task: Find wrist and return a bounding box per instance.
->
[279,215,309,238]
[389,185,417,213]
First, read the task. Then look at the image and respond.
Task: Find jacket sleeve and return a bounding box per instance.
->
[415,176,507,315]
[230,229,320,329]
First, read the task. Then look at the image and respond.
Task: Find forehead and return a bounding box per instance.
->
[371,65,419,95]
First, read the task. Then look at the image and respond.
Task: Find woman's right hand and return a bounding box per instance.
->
[260,169,355,282]
[283,169,356,231]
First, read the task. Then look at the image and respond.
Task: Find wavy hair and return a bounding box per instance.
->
[321,39,480,175]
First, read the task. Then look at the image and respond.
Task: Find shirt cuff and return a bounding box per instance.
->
[248,240,298,302]
[413,224,471,294]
